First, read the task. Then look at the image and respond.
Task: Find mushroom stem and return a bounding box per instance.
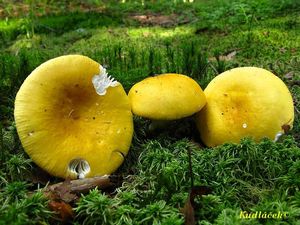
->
[148,120,172,132]
[68,158,90,179]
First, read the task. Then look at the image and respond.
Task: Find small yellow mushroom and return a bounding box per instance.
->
[196,67,294,147]
[14,55,133,179]
[128,73,206,121]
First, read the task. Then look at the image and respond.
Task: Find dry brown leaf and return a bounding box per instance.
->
[291,48,297,53]
[181,199,195,225]
[209,50,237,62]
[220,51,237,61]
[181,186,212,225]
[284,71,294,79]
[48,201,74,222]
[43,176,120,221]
[263,31,269,36]
[131,14,179,26]
[143,31,151,37]
[280,48,287,53]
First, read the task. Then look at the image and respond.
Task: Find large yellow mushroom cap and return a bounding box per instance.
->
[14,55,133,179]
[196,67,294,147]
[128,73,206,120]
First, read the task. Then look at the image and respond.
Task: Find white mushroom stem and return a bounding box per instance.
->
[92,65,119,96]
[68,159,91,179]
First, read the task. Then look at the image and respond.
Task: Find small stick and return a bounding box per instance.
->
[45,175,118,194]
[40,175,121,204]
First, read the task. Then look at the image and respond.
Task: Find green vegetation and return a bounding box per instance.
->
[0,0,300,224]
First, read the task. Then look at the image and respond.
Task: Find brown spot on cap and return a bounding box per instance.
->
[281,124,290,134]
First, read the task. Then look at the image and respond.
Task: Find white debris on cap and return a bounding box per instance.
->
[92,65,119,95]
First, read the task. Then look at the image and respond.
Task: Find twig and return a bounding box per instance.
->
[41,175,121,204]
[45,175,119,194]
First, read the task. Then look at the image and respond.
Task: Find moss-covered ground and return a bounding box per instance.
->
[0,0,300,224]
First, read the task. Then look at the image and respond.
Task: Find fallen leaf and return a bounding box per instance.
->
[181,197,195,225]
[284,71,294,79]
[143,31,150,37]
[221,50,237,61]
[209,50,237,62]
[280,48,287,53]
[181,186,212,225]
[291,48,297,53]
[263,31,269,36]
[131,13,180,26]
[48,201,74,222]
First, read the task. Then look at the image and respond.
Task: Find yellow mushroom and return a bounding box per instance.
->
[128,73,206,129]
[196,67,294,147]
[14,55,133,179]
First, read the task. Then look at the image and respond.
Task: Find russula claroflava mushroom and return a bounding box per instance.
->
[14,55,133,179]
[196,67,294,147]
[128,73,206,126]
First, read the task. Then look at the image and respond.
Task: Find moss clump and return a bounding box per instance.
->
[75,189,183,225]
[73,136,300,224]
[0,192,52,225]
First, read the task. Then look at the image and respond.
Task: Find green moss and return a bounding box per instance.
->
[0,181,29,203]
[0,191,52,225]
[75,189,183,225]
[72,137,300,224]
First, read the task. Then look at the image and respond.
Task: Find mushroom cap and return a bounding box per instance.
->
[196,67,294,147]
[128,73,206,120]
[14,55,133,179]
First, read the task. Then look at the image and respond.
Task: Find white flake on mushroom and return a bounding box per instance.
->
[92,65,119,95]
